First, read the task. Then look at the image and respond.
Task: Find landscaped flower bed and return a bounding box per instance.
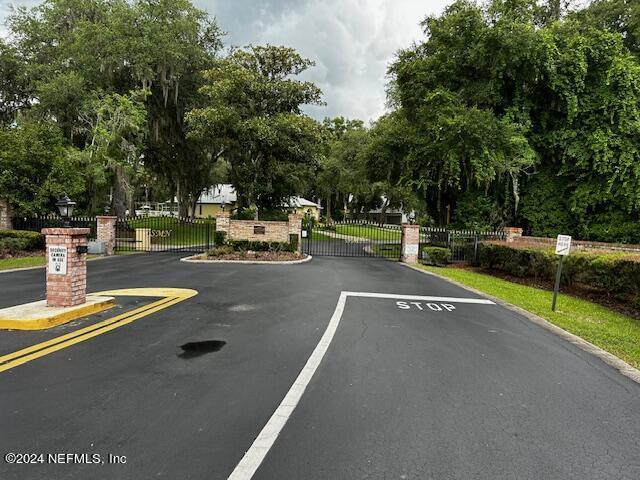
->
[192,238,305,262]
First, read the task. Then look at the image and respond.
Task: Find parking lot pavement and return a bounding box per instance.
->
[1,253,639,480]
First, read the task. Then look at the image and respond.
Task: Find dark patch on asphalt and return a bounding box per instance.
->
[178,340,226,358]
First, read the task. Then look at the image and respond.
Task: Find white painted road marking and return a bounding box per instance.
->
[227,291,495,480]
[396,301,456,311]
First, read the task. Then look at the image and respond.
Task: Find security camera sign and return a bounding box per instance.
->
[48,246,68,275]
[555,235,572,256]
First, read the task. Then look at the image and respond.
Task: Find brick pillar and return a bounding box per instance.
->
[401,223,420,264]
[96,216,117,255]
[0,198,11,230]
[216,211,231,239]
[42,228,90,307]
[288,213,303,253]
[505,227,523,243]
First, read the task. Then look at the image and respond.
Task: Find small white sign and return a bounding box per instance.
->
[555,235,572,256]
[48,246,68,275]
[403,244,419,255]
[301,230,308,238]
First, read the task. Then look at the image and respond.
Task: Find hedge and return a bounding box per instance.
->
[0,229,45,250]
[421,246,451,266]
[479,243,640,307]
[228,239,298,253]
[0,238,32,255]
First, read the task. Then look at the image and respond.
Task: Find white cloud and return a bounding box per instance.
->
[1,0,453,122]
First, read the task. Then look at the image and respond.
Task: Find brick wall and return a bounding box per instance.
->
[228,220,290,243]
[42,228,90,307]
[0,198,11,230]
[215,212,302,248]
[511,235,640,253]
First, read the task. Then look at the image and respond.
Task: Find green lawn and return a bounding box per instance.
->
[0,254,100,271]
[418,265,640,369]
[0,255,46,270]
[314,224,401,241]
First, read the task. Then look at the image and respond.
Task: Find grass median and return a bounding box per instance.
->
[418,265,640,369]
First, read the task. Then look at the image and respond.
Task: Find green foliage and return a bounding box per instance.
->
[213,230,226,246]
[0,121,84,215]
[4,0,224,215]
[0,238,31,256]
[187,45,324,213]
[479,243,640,305]
[227,240,297,253]
[0,230,45,250]
[289,233,299,252]
[421,247,452,266]
[387,0,640,237]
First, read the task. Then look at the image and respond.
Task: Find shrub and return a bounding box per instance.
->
[479,242,640,306]
[207,245,234,256]
[228,240,295,253]
[289,233,299,252]
[421,246,451,266]
[0,237,31,255]
[0,229,44,250]
[213,230,226,246]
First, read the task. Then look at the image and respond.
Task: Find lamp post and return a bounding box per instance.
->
[56,196,76,228]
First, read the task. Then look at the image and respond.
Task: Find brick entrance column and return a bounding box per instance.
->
[216,212,231,238]
[288,213,303,253]
[401,223,420,264]
[42,228,90,307]
[96,216,117,255]
[0,198,11,230]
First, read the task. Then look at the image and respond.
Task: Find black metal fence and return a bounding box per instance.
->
[302,221,505,262]
[420,227,506,263]
[115,216,215,253]
[11,215,98,239]
[302,220,402,259]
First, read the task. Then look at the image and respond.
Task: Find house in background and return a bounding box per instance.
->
[194,184,238,218]
[193,184,321,220]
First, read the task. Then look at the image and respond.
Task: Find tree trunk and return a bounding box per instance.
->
[112,165,128,218]
[380,199,389,226]
[326,194,332,223]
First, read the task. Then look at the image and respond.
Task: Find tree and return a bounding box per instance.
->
[0,121,84,215]
[6,0,224,215]
[186,45,324,217]
[80,91,147,217]
[387,0,640,239]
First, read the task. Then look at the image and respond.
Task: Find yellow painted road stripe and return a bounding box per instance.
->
[0,288,198,373]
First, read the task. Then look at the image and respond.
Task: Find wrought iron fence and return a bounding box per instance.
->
[115,216,215,253]
[11,215,98,239]
[419,227,506,263]
[302,220,402,258]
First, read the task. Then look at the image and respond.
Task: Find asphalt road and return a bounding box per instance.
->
[0,253,638,480]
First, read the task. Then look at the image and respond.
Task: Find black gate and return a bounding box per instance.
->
[419,227,506,263]
[302,220,401,259]
[115,216,214,253]
[302,221,505,262]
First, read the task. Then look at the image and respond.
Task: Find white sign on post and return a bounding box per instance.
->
[48,246,68,275]
[555,235,572,256]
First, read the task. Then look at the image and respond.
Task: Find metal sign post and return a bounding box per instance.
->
[552,235,572,311]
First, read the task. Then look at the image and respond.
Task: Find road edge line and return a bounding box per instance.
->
[227,291,348,480]
[400,262,640,385]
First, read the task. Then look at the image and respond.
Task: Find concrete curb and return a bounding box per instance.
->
[180,254,313,265]
[400,262,640,385]
[0,296,116,330]
[0,254,120,274]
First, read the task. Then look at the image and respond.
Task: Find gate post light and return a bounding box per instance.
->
[56,196,76,227]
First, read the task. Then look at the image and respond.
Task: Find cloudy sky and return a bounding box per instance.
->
[0,0,451,122]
